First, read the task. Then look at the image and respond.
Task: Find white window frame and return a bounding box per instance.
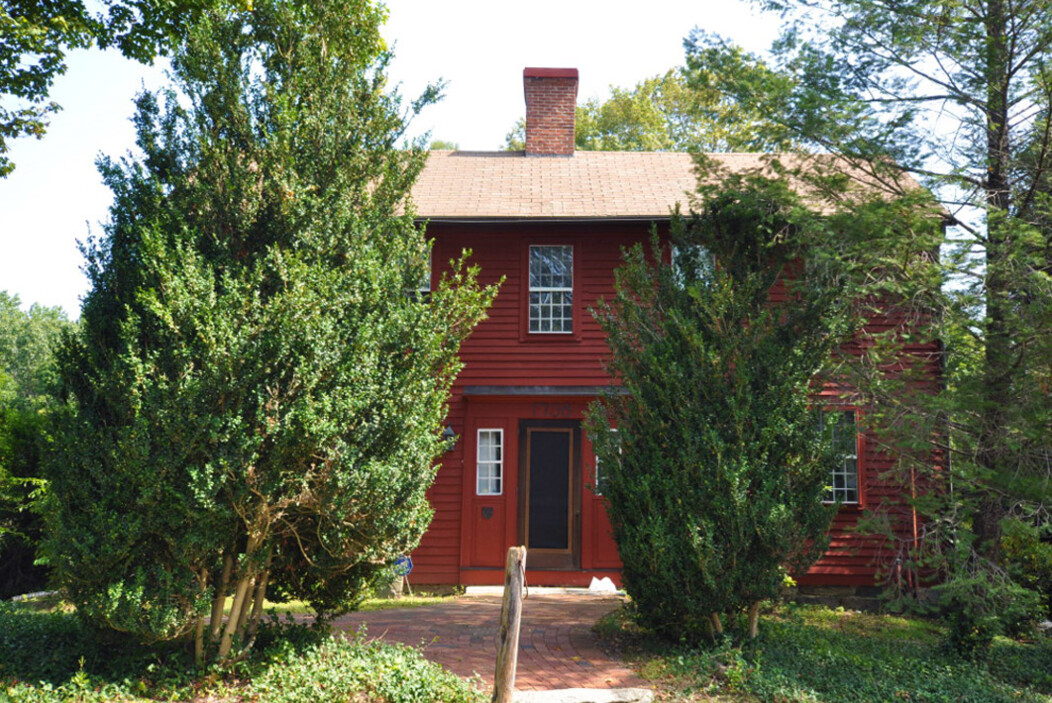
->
[476,429,503,496]
[822,409,860,505]
[408,250,431,301]
[417,250,431,297]
[528,245,574,334]
[593,428,619,496]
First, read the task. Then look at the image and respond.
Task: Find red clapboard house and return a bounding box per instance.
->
[407,67,938,591]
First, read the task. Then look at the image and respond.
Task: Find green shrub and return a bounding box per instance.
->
[602,603,1052,702]
[1001,517,1052,619]
[250,632,485,703]
[0,603,484,702]
[987,636,1052,692]
[44,0,495,662]
[932,560,1041,659]
[588,180,845,644]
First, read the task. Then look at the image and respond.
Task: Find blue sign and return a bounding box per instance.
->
[392,555,413,577]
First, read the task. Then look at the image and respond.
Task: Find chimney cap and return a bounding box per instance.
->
[523,67,579,79]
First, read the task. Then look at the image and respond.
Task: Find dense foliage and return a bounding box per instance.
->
[1002,516,1052,618]
[687,0,1052,652]
[597,603,1052,702]
[587,178,849,643]
[44,0,494,663]
[0,292,72,597]
[0,600,485,702]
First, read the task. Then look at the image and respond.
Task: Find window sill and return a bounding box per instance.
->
[824,501,864,511]
[519,331,583,344]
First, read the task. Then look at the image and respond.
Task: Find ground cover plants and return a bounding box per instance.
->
[596,602,1052,702]
[0,598,484,702]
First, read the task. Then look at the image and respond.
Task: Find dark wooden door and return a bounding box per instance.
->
[519,420,580,569]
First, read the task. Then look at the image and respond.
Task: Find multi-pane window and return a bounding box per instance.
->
[822,410,859,504]
[476,429,503,496]
[529,245,573,333]
[408,251,431,302]
[593,429,619,496]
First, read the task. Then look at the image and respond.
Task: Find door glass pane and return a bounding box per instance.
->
[528,430,571,550]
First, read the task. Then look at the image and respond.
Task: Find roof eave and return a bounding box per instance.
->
[413,215,676,225]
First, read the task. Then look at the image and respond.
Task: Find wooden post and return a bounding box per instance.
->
[492,546,526,703]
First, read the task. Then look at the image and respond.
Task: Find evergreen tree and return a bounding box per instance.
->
[686,0,1052,650]
[45,0,494,663]
[587,178,846,643]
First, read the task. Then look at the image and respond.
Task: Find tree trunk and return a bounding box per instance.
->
[219,570,255,658]
[973,0,1012,565]
[235,574,256,640]
[746,601,761,640]
[709,613,724,639]
[246,549,273,640]
[194,612,205,667]
[209,552,234,644]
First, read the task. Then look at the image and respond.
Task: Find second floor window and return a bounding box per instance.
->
[529,245,573,333]
[407,250,431,302]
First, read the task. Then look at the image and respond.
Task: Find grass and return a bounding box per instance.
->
[595,602,1052,702]
[0,598,484,702]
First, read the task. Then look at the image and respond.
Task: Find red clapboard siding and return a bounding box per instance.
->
[407,219,939,588]
[429,221,645,388]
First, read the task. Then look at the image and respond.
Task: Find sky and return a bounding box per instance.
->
[0,0,780,319]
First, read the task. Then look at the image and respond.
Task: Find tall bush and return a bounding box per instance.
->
[587,177,846,643]
[44,0,494,663]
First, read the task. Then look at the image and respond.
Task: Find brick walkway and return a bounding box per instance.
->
[331,592,647,691]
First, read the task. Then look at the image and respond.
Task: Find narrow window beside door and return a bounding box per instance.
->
[476,429,503,496]
[593,428,619,495]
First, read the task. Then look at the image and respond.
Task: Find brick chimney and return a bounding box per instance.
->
[523,67,578,157]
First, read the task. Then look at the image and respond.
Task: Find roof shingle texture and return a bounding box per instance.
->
[410,150,761,220]
[410,150,923,220]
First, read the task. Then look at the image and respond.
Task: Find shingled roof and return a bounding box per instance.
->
[411,150,684,220]
[409,68,921,222]
[408,149,888,220]
[412,151,800,221]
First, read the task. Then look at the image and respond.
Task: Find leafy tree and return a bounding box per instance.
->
[429,139,459,150]
[44,0,494,664]
[0,292,72,403]
[504,67,793,152]
[0,292,72,598]
[689,0,1052,649]
[0,0,230,177]
[587,177,848,644]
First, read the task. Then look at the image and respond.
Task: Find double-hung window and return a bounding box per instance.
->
[593,429,619,496]
[529,245,573,333]
[476,429,503,496]
[407,250,431,302]
[822,410,859,504]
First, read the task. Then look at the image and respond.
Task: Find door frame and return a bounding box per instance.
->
[518,419,581,569]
